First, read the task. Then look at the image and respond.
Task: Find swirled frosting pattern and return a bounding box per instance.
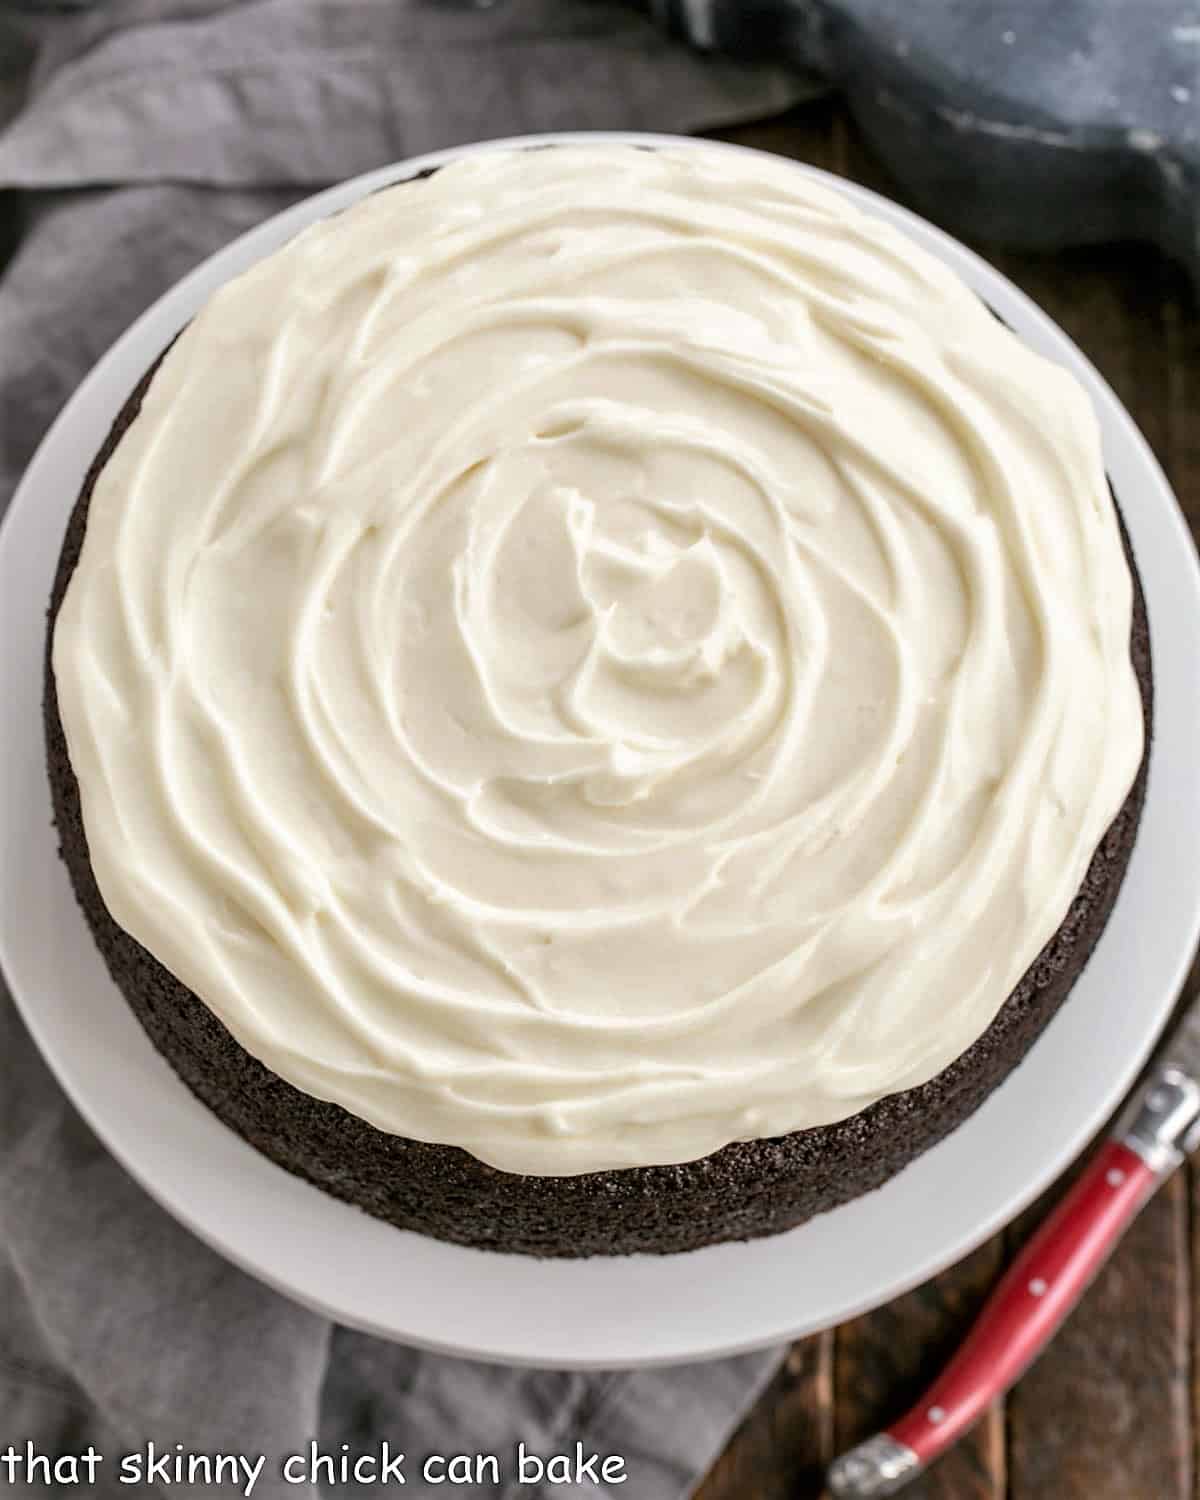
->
[54,144,1144,1174]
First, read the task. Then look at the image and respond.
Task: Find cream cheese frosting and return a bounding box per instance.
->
[53,143,1145,1175]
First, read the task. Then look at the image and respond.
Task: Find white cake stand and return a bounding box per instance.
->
[3,133,1198,1369]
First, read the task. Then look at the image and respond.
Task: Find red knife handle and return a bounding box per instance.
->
[827,1065,1200,1497]
[887,1138,1156,1464]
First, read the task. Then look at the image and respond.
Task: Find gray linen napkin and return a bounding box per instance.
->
[0,3,818,1496]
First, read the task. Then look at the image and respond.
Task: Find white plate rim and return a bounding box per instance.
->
[3,130,1199,1369]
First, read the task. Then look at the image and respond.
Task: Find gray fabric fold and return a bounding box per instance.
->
[0,3,810,1495]
[0,0,810,187]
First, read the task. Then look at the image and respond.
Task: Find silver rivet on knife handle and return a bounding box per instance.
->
[826,1434,921,1497]
[1117,1064,1200,1173]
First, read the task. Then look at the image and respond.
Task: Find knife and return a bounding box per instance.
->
[825,994,1200,1498]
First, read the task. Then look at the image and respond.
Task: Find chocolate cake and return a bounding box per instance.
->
[44,145,1150,1256]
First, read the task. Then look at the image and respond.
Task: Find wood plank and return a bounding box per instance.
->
[711,86,842,171]
[1161,242,1200,565]
[693,1335,835,1500]
[1160,254,1200,1500]
[1004,1165,1190,1500]
[833,1242,1007,1500]
[1000,239,1191,1500]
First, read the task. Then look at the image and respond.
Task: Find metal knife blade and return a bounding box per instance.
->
[1114,987,1200,1172]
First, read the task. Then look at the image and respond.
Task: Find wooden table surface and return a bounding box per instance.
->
[695,99,1200,1500]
